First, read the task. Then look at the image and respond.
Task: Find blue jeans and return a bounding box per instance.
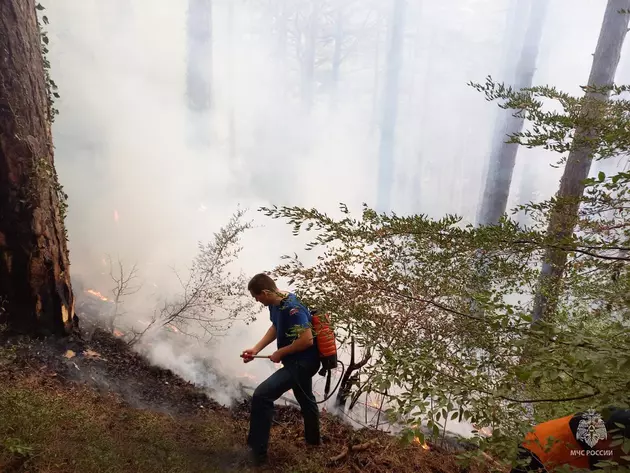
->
[247,358,321,457]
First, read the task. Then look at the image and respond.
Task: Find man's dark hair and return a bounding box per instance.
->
[248,273,278,295]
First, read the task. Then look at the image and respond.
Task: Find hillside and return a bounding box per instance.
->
[0,326,494,473]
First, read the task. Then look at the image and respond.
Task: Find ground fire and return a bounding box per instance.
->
[413,436,431,450]
[86,289,108,301]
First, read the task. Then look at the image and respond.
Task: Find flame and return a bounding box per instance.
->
[86,289,108,301]
[473,424,493,438]
[114,209,119,223]
[113,329,125,338]
[413,437,430,450]
[165,324,180,333]
[369,401,380,408]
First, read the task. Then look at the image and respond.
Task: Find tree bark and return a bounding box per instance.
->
[476,0,548,226]
[532,0,630,321]
[0,0,75,335]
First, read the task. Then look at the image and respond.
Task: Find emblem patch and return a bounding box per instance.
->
[576,409,607,448]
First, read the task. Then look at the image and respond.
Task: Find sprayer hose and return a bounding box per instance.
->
[314,359,345,404]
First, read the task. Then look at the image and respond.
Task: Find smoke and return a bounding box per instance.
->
[43,0,620,434]
[136,335,245,407]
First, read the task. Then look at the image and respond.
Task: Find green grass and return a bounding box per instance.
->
[0,378,243,473]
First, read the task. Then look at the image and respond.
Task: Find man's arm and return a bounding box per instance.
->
[252,324,277,354]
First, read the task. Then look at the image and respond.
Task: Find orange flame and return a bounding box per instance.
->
[86,289,108,301]
[413,437,430,450]
[113,329,125,338]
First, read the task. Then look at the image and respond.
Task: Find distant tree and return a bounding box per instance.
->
[0,1,76,335]
[186,0,213,112]
[376,0,405,213]
[476,0,548,227]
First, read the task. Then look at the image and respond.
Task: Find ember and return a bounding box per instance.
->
[86,289,108,301]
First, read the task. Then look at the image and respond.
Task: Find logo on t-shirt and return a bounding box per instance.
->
[289,307,299,316]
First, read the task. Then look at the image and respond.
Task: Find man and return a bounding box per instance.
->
[511,407,630,473]
[240,273,321,466]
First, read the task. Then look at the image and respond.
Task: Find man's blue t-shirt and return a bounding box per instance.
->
[269,293,319,364]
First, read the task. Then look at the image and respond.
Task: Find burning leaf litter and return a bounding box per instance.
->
[85,289,108,302]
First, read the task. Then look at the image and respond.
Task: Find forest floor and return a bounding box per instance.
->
[0,322,496,473]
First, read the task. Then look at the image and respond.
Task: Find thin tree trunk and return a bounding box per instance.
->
[276,0,288,96]
[330,6,343,109]
[370,16,382,134]
[0,0,75,335]
[186,0,213,112]
[477,0,548,226]
[532,0,630,321]
[301,0,319,109]
[376,0,405,213]
[277,0,287,60]
[335,337,371,410]
[227,0,236,161]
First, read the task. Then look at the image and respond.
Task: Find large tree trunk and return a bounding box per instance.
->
[376,0,405,213]
[477,0,548,226]
[0,0,75,335]
[532,0,630,321]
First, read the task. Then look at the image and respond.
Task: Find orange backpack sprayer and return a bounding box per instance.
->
[311,309,337,369]
[310,309,344,403]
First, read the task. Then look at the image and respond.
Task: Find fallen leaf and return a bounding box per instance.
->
[83,349,102,360]
[64,350,76,359]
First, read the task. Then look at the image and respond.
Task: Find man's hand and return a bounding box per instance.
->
[269,351,283,363]
[241,348,259,363]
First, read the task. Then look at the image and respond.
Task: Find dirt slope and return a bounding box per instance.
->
[0,327,493,473]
